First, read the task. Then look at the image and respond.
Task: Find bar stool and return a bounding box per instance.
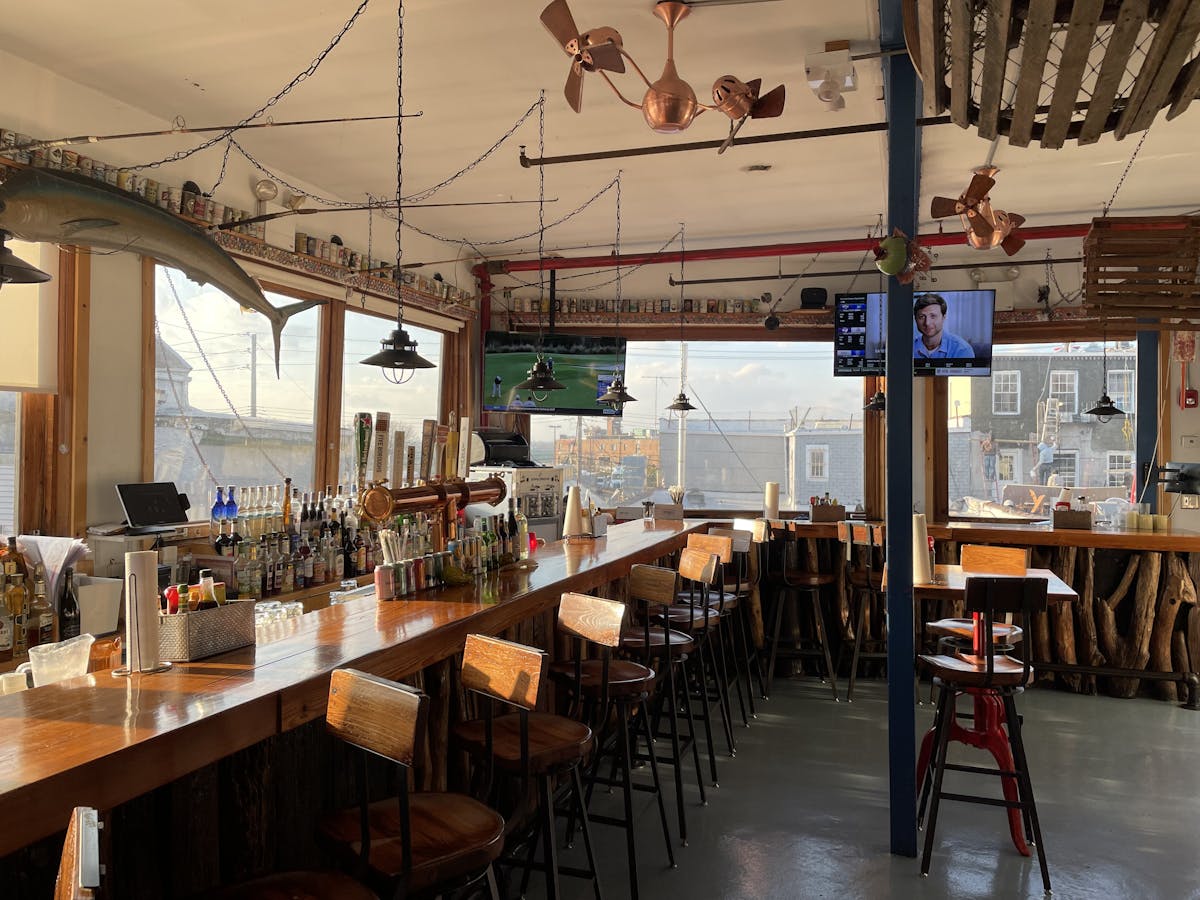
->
[551,591,675,900]
[917,576,1052,895]
[765,530,839,700]
[709,526,769,718]
[316,669,504,899]
[619,563,706,845]
[451,634,602,900]
[835,521,887,702]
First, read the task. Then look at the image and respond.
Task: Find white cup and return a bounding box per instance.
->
[0,671,29,694]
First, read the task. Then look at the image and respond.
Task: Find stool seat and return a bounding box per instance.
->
[453,712,593,773]
[660,606,723,630]
[203,871,379,900]
[779,571,837,588]
[549,658,656,697]
[676,589,740,608]
[848,570,883,590]
[928,618,1023,644]
[620,625,695,655]
[320,794,504,895]
[919,653,1030,689]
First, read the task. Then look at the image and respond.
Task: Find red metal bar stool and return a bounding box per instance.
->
[917,576,1052,895]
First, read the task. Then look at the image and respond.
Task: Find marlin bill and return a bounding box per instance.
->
[0,167,319,373]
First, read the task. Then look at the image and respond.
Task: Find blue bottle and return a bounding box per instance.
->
[224,485,239,522]
[211,486,226,525]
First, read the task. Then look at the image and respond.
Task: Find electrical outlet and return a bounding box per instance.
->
[1183,435,1200,450]
[1182,495,1200,510]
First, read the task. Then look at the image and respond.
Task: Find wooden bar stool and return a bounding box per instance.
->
[316,669,505,900]
[835,521,887,702]
[620,563,706,845]
[551,592,675,900]
[765,531,839,700]
[917,576,1052,895]
[709,527,769,718]
[451,634,602,900]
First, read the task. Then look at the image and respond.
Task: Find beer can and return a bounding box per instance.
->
[166,187,182,213]
[294,232,308,254]
[61,149,79,171]
[142,179,159,205]
[77,156,93,177]
[105,167,119,186]
[90,160,106,182]
[306,236,318,256]
[192,195,208,221]
[46,147,63,169]
[208,202,225,225]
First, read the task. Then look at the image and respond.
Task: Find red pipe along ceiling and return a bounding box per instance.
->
[473,223,1092,276]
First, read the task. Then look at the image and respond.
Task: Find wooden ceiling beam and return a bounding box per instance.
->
[1078,0,1150,145]
[1041,0,1105,149]
[1007,0,1056,148]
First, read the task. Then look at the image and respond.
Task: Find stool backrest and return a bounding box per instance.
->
[677,547,718,585]
[558,592,626,648]
[462,633,546,710]
[688,532,733,563]
[732,518,770,543]
[655,503,685,521]
[327,668,428,767]
[964,576,1048,687]
[707,527,751,555]
[629,564,678,607]
[56,807,100,900]
[960,543,1028,575]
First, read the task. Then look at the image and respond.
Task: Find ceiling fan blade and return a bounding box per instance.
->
[1005,213,1026,229]
[930,196,960,218]
[540,0,581,51]
[745,77,762,97]
[1000,232,1026,256]
[963,173,995,205]
[585,40,625,73]
[564,64,584,113]
[750,84,786,118]
[967,209,995,240]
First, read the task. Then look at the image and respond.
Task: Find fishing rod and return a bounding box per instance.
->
[214,197,557,231]
[5,113,423,153]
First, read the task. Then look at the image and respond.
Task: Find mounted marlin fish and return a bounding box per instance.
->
[0,167,319,374]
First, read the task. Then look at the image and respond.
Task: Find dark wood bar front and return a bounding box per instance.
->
[0,520,705,883]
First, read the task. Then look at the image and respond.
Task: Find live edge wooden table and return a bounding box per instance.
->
[0,519,706,884]
[914,564,1077,857]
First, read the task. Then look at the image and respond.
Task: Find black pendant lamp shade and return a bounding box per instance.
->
[0,231,51,286]
[668,391,696,412]
[515,357,565,393]
[360,327,436,385]
[1084,392,1124,423]
[864,390,887,412]
[598,374,636,409]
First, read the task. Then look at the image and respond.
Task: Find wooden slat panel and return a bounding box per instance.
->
[949,0,974,126]
[976,0,1014,139]
[863,375,885,521]
[18,393,54,534]
[140,256,156,481]
[961,543,1029,575]
[686,531,733,564]
[917,0,948,116]
[1118,0,1200,136]
[461,633,545,708]
[56,247,90,539]
[326,668,426,765]
[1006,0,1056,147]
[1041,0,1105,149]
[927,377,949,523]
[557,592,625,647]
[1079,0,1149,144]
[1166,54,1200,120]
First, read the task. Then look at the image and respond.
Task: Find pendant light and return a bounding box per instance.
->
[1084,323,1124,423]
[362,0,436,384]
[598,172,636,411]
[0,231,52,287]
[667,223,696,413]
[514,91,565,403]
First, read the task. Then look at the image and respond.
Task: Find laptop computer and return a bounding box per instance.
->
[115,482,191,535]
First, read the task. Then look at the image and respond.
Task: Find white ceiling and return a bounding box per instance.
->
[3,0,1199,302]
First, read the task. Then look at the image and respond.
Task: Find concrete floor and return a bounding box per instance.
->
[523,678,1200,900]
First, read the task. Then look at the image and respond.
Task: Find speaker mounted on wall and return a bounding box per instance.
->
[799,287,828,309]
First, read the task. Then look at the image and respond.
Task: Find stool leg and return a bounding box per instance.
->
[570,765,605,900]
[724,612,751,728]
[639,697,676,868]
[848,587,869,702]
[920,687,954,876]
[705,630,737,756]
[662,646,689,843]
[744,600,769,702]
[809,588,839,702]
[1004,693,1051,895]
[539,774,563,900]
[916,683,948,829]
[678,652,708,804]
[733,603,759,718]
[616,700,641,900]
[690,644,720,787]
[485,863,501,900]
[766,588,787,696]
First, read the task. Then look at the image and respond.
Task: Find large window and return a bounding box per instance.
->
[154,265,321,507]
[954,341,1136,516]
[529,341,864,510]
[339,313,442,487]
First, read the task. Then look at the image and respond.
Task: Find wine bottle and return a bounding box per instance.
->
[60,568,82,639]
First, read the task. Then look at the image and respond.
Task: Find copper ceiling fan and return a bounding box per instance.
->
[930,165,1026,256]
[540,0,785,150]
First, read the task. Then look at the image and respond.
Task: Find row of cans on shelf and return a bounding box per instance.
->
[0,129,266,239]
[501,293,770,315]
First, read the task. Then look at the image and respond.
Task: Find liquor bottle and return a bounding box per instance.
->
[282,478,293,533]
[300,492,310,532]
[354,530,367,577]
[515,498,530,561]
[233,543,249,600]
[301,535,315,586]
[258,537,273,596]
[281,539,295,593]
[224,485,239,525]
[496,514,510,561]
[312,537,327,585]
[273,536,286,596]
[28,575,53,649]
[210,486,226,542]
[196,569,220,611]
[507,498,519,557]
[8,574,28,661]
[0,575,10,663]
[0,536,27,581]
[214,518,231,557]
[243,542,259,599]
[60,568,82,639]
[333,531,346,582]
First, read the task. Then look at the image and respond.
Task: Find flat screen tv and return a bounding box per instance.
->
[482,331,627,416]
[833,289,996,377]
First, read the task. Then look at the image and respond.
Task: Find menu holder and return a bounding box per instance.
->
[810,504,847,523]
[1052,510,1093,530]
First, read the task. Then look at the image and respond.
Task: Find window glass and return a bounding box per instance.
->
[0,392,16,534]
[529,341,864,511]
[952,341,1136,517]
[339,313,442,488]
[154,265,321,508]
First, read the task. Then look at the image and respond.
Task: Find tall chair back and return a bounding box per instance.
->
[628,564,682,667]
[963,577,1048,688]
[559,592,627,713]
[461,635,548,785]
[960,544,1029,575]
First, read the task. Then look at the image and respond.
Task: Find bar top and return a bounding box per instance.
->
[0,519,705,858]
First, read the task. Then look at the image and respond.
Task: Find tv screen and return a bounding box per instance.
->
[482,331,627,416]
[833,289,995,377]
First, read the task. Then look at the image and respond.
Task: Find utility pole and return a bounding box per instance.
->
[677,342,688,490]
[248,334,258,418]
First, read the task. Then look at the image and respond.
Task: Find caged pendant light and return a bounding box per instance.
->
[1084,324,1124,424]
[597,171,636,411]
[362,1,436,384]
[667,223,695,413]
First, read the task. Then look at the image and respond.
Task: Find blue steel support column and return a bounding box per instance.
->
[1136,328,1159,511]
[881,0,919,858]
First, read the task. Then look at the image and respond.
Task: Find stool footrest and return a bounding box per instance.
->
[588,813,631,828]
[942,762,1019,778]
[939,791,1026,810]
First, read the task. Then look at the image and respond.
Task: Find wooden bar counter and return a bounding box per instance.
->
[0,519,704,868]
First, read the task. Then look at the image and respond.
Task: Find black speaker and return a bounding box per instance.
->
[799,287,828,309]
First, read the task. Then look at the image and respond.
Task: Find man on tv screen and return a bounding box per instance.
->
[913,294,974,360]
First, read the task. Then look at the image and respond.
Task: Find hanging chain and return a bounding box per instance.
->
[844,213,885,294]
[207,138,234,195]
[538,90,546,316]
[133,0,372,170]
[614,170,622,318]
[394,0,405,328]
[1102,125,1151,217]
[153,317,220,490]
[678,222,686,351]
[361,194,373,308]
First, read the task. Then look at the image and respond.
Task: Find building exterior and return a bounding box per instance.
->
[659,416,789,508]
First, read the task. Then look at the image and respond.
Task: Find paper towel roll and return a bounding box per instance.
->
[564,486,584,538]
[763,482,780,520]
[124,550,160,673]
[912,514,932,585]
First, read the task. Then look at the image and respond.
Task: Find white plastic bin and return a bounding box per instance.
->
[75,575,123,635]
